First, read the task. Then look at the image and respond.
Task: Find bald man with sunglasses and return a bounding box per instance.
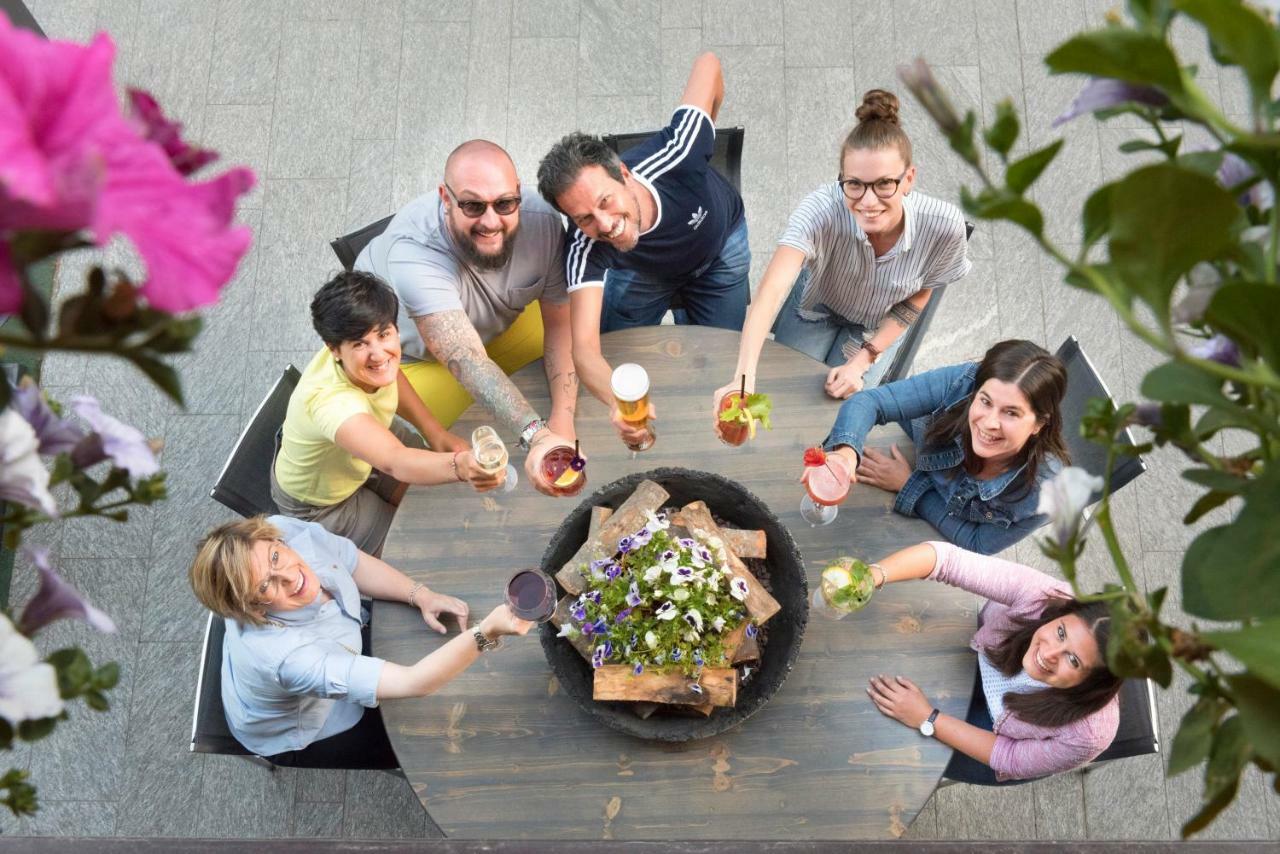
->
[357,141,578,496]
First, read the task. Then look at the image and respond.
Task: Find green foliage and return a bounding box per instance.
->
[901,0,1280,836]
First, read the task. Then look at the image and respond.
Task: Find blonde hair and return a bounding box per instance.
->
[841,89,913,171]
[189,516,283,627]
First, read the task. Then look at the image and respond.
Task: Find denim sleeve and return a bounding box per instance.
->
[912,490,1046,556]
[278,644,384,709]
[824,362,972,457]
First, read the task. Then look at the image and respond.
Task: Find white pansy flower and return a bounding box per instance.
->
[645,630,659,649]
[671,588,690,602]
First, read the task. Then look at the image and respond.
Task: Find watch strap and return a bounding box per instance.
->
[518,418,547,451]
[472,627,499,652]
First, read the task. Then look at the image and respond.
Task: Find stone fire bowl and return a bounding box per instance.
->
[539,467,809,742]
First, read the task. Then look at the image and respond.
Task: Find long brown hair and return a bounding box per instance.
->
[923,339,1070,495]
[984,598,1121,728]
[841,89,913,169]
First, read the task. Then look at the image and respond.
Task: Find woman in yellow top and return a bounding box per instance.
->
[271,271,501,555]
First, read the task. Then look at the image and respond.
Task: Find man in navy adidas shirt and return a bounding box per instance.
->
[537,53,748,445]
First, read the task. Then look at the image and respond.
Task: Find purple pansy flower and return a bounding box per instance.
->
[586,590,602,604]
[10,382,85,456]
[660,549,677,563]
[617,535,634,554]
[631,527,653,547]
[1189,334,1241,368]
[570,603,587,622]
[581,619,598,637]
[693,649,704,666]
[1052,78,1168,127]
[683,609,704,632]
[696,547,713,564]
[633,663,644,676]
[745,623,758,639]
[70,396,159,478]
[625,581,643,608]
[589,557,613,572]
[592,618,607,635]
[604,562,622,580]
[654,601,678,621]
[729,577,750,602]
[615,607,633,622]
[688,682,703,695]
[670,648,682,662]
[677,537,696,549]
[591,646,605,669]
[19,547,116,635]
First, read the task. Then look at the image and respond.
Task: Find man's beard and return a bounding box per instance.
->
[454,222,518,271]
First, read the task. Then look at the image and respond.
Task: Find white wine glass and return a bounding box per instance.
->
[470,425,517,493]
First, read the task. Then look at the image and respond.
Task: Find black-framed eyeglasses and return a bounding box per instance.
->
[444,183,521,218]
[838,169,909,201]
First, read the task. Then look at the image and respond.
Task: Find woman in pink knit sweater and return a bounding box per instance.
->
[863,541,1122,783]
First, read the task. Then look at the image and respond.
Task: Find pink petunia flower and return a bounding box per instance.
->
[0,15,255,314]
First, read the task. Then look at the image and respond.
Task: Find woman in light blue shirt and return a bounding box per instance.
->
[819,339,1070,555]
[189,515,530,768]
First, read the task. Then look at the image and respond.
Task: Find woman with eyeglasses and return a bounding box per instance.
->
[713,89,971,412]
[189,515,532,769]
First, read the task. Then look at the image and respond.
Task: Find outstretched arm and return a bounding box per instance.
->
[682,52,725,121]
[568,288,613,405]
[539,299,579,440]
[376,605,532,700]
[416,309,540,440]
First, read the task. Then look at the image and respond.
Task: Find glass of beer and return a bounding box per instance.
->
[470,425,517,493]
[610,363,655,452]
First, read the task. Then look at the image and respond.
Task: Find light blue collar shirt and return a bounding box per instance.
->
[220,516,384,756]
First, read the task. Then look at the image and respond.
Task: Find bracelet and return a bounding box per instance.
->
[870,563,887,589]
[407,582,426,609]
[862,341,883,363]
[451,451,464,482]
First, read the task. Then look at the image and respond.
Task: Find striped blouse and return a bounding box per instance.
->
[777,186,971,326]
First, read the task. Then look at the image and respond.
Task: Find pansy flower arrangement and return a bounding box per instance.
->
[558,510,755,676]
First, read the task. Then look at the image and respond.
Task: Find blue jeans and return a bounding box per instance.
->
[771,268,902,385]
[601,219,750,332]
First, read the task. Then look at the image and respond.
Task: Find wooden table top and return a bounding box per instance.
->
[374,326,979,840]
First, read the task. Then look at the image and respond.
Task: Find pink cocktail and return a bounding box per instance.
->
[801,451,851,526]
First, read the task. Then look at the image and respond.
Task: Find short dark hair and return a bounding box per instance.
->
[536,132,625,213]
[310,271,399,348]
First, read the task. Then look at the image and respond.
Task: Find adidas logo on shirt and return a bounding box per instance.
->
[687,206,707,230]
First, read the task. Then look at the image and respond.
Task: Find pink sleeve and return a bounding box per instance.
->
[988,732,1102,781]
[926,541,1070,609]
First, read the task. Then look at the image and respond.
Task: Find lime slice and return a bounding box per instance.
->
[821,566,853,592]
[553,467,581,488]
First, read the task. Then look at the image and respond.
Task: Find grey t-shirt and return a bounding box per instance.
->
[355,193,568,360]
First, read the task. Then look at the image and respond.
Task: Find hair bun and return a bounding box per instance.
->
[855,89,901,126]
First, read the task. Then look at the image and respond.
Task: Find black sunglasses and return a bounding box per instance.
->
[444,182,521,218]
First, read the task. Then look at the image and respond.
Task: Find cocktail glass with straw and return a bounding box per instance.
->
[716,374,750,447]
[470,425,517,493]
[541,438,587,497]
[800,446,851,526]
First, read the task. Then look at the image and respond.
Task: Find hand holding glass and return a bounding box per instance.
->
[611,363,655,452]
[470,425,517,493]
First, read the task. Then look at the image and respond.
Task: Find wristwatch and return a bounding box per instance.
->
[862,341,883,363]
[472,627,501,653]
[919,708,941,738]
[518,418,548,451]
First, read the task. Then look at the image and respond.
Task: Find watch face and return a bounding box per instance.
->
[920,720,935,737]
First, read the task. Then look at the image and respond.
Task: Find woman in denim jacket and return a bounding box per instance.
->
[822,339,1069,554]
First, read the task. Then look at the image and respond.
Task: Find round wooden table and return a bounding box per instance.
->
[374,327,979,840]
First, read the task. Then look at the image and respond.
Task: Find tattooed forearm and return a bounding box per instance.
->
[420,310,538,438]
[887,298,922,329]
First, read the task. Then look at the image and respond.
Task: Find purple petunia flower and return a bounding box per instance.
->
[10,382,85,456]
[70,397,159,478]
[1052,78,1168,128]
[1188,334,1241,368]
[1218,152,1275,210]
[19,547,116,635]
[617,536,634,554]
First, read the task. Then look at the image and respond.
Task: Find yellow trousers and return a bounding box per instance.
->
[400,301,545,429]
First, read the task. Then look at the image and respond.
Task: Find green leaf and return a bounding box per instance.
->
[1140,361,1229,407]
[1118,139,1164,154]
[960,186,1045,236]
[1081,183,1115,245]
[983,98,1020,159]
[1182,715,1251,837]
[1108,164,1239,316]
[83,691,109,713]
[1183,490,1235,525]
[1202,620,1280,691]
[94,662,120,691]
[1006,139,1063,194]
[1205,282,1280,370]
[1169,696,1226,777]
[1045,29,1184,92]
[1181,469,1250,494]
[47,648,92,698]
[125,352,185,407]
[948,110,979,165]
[1195,406,1263,440]
[1183,469,1280,620]
[1174,0,1280,108]
[16,716,58,743]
